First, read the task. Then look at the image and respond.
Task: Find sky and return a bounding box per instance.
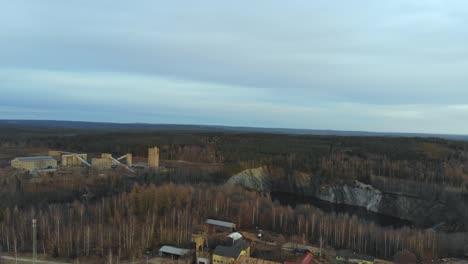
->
[1,1,468,134]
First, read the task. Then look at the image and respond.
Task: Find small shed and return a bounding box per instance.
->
[206,219,237,231]
[159,245,190,258]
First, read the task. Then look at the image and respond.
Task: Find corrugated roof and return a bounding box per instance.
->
[213,245,242,259]
[206,219,235,228]
[15,156,56,162]
[159,246,190,256]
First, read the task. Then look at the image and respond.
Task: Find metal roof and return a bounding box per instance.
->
[159,246,190,256]
[206,219,235,228]
[213,245,242,259]
[213,238,249,259]
[14,156,56,162]
[61,153,86,157]
[228,232,243,241]
[233,238,249,250]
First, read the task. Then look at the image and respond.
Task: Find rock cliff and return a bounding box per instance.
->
[227,166,457,228]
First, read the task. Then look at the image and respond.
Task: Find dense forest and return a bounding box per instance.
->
[1,125,468,261]
[0,184,465,262]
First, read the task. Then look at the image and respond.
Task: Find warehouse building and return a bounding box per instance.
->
[11,156,58,171]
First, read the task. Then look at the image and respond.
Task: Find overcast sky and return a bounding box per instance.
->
[1,1,468,134]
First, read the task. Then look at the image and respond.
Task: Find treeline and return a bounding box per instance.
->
[2,129,468,188]
[0,184,465,261]
[317,151,468,188]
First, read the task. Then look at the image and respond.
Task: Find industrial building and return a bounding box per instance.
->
[48,150,90,168]
[91,153,134,171]
[212,238,250,264]
[61,153,87,167]
[158,246,191,258]
[148,146,160,168]
[101,153,113,159]
[91,153,113,170]
[192,227,252,264]
[206,219,237,232]
[48,150,62,161]
[11,156,58,171]
[12,149,145,172]
[193,234,211,264]
[126,153,133,166]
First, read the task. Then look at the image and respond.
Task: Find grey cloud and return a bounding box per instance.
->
[1,1,468,133]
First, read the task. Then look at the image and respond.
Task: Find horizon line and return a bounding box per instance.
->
[1,118,468,138]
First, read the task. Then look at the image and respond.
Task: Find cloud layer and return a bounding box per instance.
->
[1,1,468,133]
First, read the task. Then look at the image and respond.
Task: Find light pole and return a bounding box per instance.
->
[32,219,37,264]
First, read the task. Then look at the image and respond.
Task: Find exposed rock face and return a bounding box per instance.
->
[316,183,451,227]
[316,181,383,212]
[227,167,273,191]
[227,166,454,228]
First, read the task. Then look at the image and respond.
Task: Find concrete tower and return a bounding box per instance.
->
[126,153,133,167]
[148,147,159,169]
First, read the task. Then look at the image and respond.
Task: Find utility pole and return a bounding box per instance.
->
[32,219,37,264]
[319,234,323,261]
